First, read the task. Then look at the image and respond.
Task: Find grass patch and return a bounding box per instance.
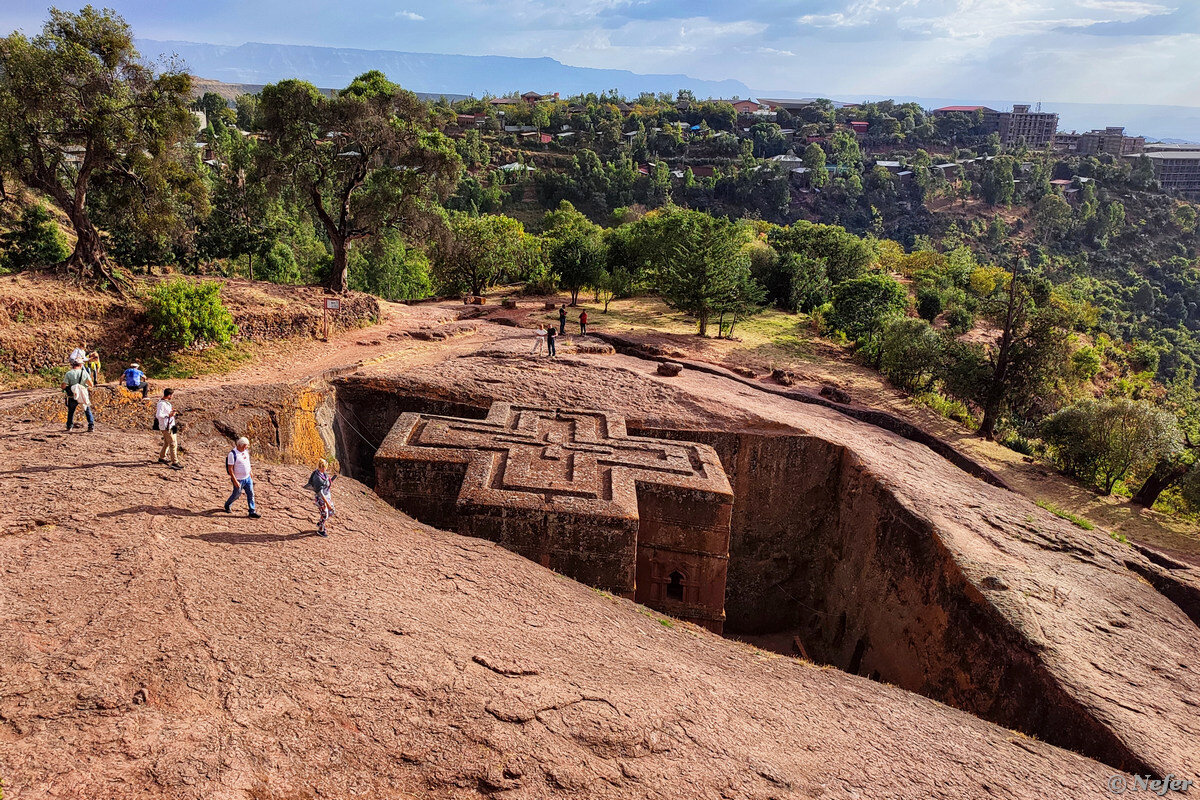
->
[0,362,62,390]
[542,295,818,364]
[1036,499,1096,531]
[912,390,977,428]
[144,341,258,380]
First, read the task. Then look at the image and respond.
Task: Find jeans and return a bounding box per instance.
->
[548,337,556,356]
[66,397,94,430]
[580,322,587,334]
[559,319,566,335]
[226,477,256,513]
[126,379,148,397]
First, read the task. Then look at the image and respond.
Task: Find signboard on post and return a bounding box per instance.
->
[322,297,340,340]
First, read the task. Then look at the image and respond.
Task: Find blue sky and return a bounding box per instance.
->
[3,1,1198,106]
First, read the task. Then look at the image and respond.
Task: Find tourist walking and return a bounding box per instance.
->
[546,325,557,357]
[155,388,183,470]
[579,309,588,335]
[62,359,95,432]
[558,304,567,335]
[304,459,337,537]
[531,324,547,355]
[85,351,102,383]
[224,437,260,518]
[123,362,149,397]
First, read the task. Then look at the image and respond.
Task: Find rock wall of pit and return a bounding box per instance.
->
[640,427,1149,773]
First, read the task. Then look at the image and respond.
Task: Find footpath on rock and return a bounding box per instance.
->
[1,297,1198,799]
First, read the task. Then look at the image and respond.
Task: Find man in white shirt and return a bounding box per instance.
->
[156,388,183,470]
[224,437,260,518]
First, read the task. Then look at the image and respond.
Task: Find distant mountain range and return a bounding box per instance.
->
[138,39,751,100]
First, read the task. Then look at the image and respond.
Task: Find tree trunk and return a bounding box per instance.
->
[62,215,122,292]
[570,288,580,305]
[327,237,349,293]
[698,314,708,337]
[1132,461,1190,508]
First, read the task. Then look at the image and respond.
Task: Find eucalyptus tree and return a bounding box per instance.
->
[257,70,461,292]
[0,6,196,289]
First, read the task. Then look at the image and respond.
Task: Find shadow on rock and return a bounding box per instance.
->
[98,505,224,519]
[182,530,321,545]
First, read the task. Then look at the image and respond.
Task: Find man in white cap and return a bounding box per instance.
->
[224,437,261,518]
[122,362,149,397]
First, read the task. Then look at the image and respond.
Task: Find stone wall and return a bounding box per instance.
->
[373,404,734,632]
[638,425,1151,773]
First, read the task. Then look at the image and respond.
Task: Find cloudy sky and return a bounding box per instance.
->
[2,1,1198,106]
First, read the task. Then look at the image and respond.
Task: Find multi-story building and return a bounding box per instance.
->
[1145,142,1200,153]
[1071,127,1145,155]
[1131,151,1200,199]
[998,104,1058,147]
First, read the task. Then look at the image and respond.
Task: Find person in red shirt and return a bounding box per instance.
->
[579,309,588,335]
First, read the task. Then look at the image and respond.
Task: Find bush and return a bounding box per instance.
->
[913,390,976,427]
[829,273,908,342]
[879,317,941,391]
[521,263,559,296]
[0,204,70,272]
[144,279,237,349]
[1071,345,1102,381]
[1000,430,1038,456]
[916,287,944,322]
[944,305,975,334]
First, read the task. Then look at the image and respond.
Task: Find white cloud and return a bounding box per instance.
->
[394,10,425,21]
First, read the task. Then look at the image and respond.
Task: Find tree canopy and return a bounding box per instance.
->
[0,6,196,288]
[256,72,461,292]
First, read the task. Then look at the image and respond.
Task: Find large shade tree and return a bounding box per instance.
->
[257,71,461,292]
[0,6,196,288]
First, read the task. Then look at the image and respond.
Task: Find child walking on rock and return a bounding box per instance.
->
[305,459,337,537]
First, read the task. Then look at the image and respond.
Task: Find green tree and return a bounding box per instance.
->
[879,317,942,391]
[970,263,1077,439]
[768,220,873,284]
[648,208,752,336]
[0,204,70,272]
[434,212,541,296]
[348,228,433,301]
[0,6,197,288]
[550,232,606,305]
[1042,398,1180,495]
[979,156,1016,206]
[1033,193,1071,243]
[802,143,828,188]
[829,273,908,348]
[257,72,461,292]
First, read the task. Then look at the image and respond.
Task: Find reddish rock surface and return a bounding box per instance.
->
[2,306,1199,798]
[0,422,1124,799]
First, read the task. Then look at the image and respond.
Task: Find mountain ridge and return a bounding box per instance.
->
[137,38,751,99]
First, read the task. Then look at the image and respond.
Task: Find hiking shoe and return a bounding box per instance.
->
[169,463,184,471]
[157,458,169,464]
[317,529,328,537]
[248,511,261,519]
[223,501,232,513]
